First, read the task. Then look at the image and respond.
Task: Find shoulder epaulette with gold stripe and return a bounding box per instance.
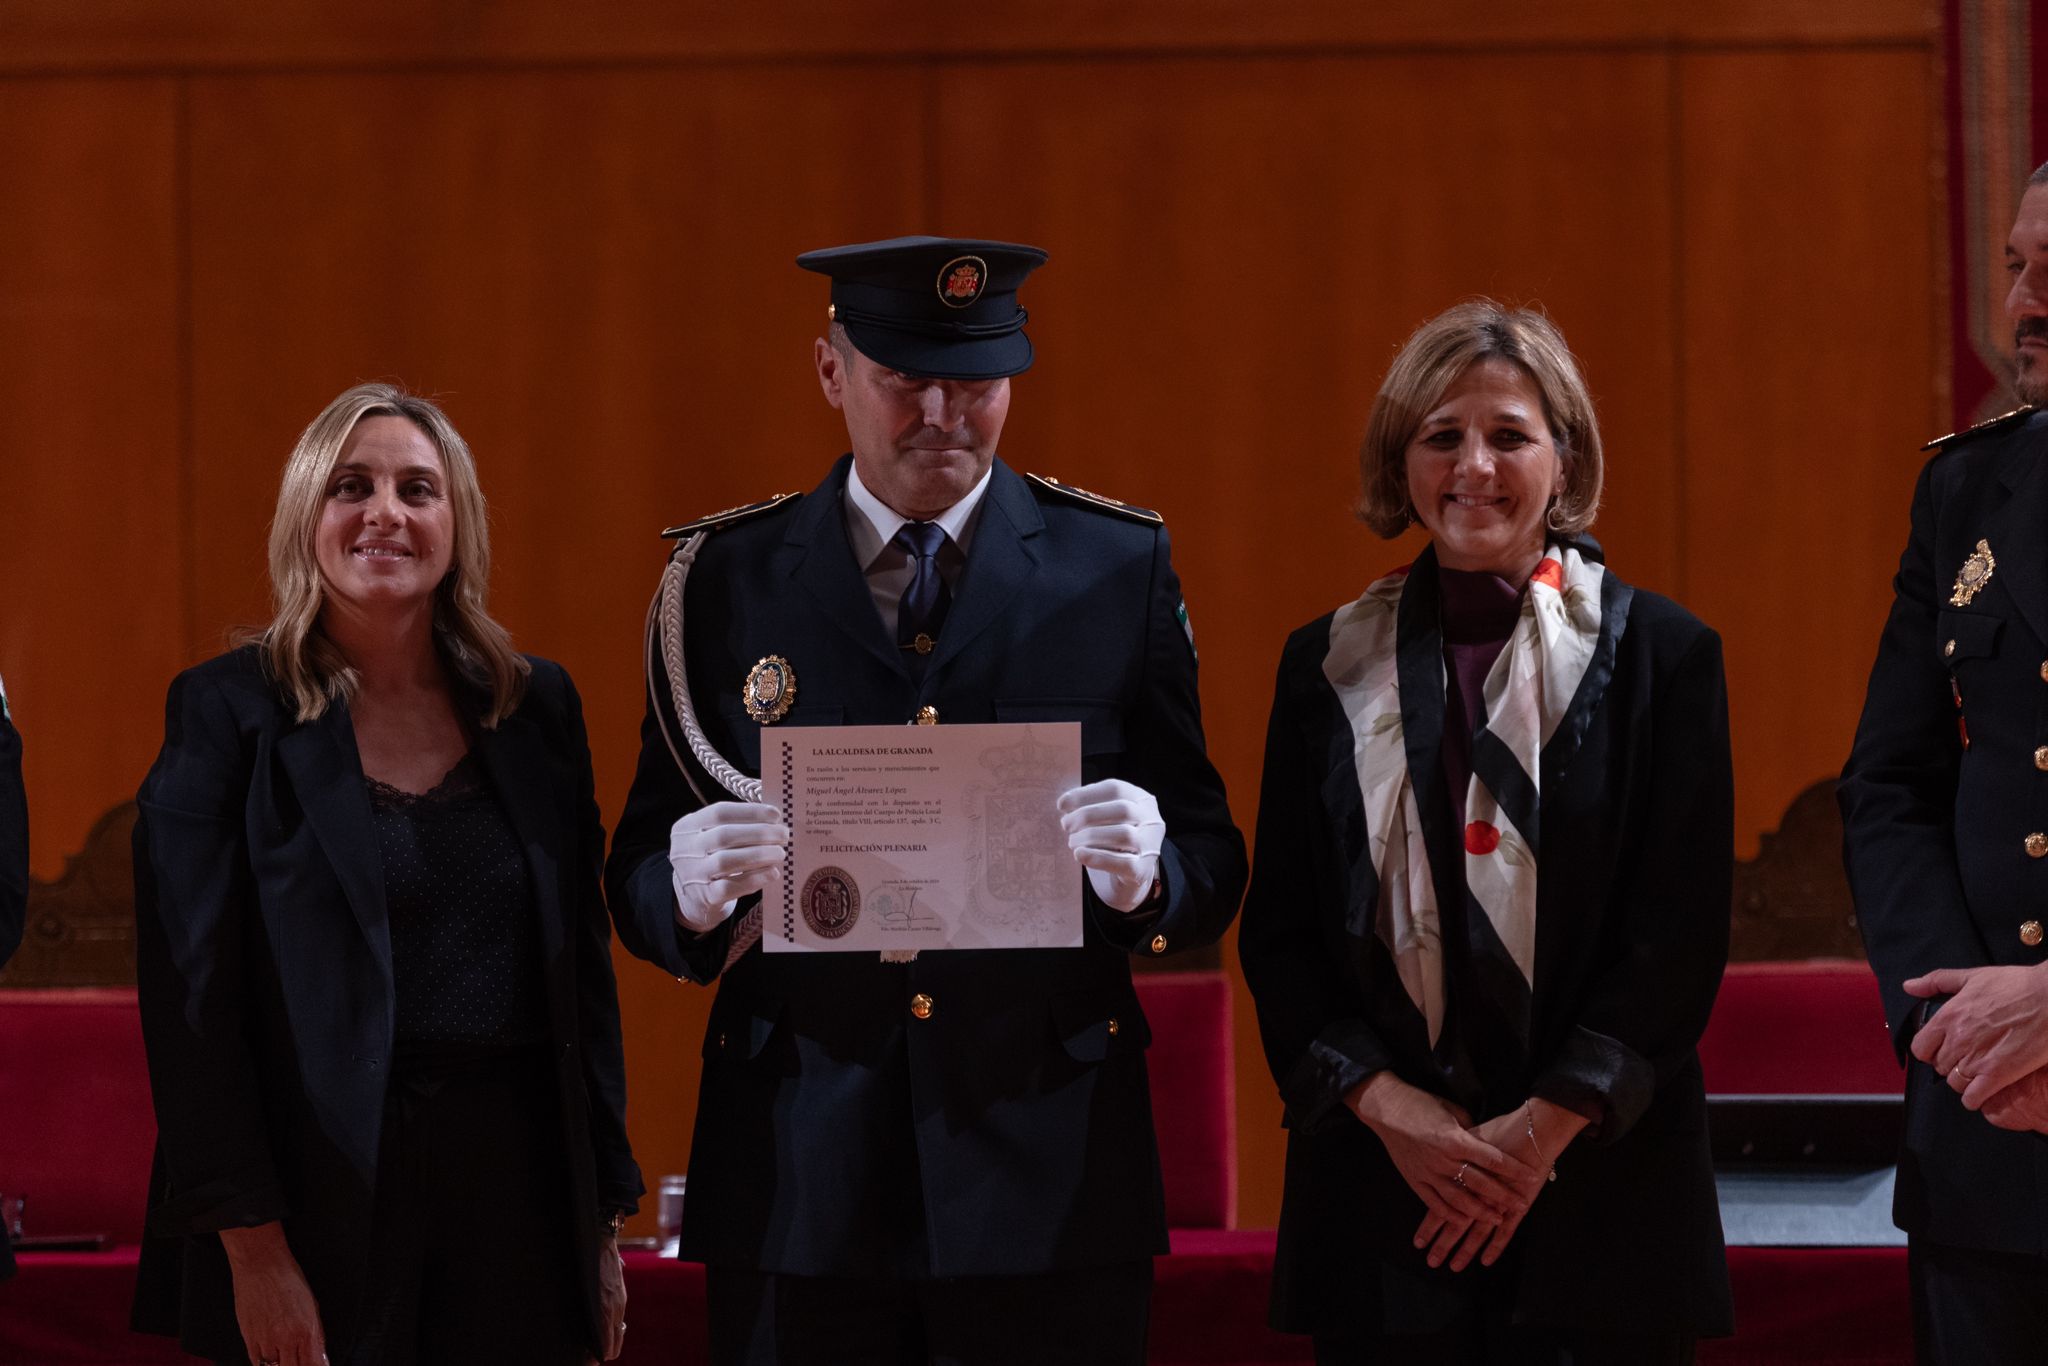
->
[661,492,801,539]
[1922,406,2035,452]
[1025,473,1163,525]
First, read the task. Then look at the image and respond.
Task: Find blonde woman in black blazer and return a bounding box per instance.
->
[132,384,640,1366]
[1239,302,1733,1365]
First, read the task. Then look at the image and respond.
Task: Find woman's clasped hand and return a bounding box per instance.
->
[1348,1075,1589,1274]
[1348,1074,1535,1272]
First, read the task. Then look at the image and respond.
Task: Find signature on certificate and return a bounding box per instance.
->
[873,884,942,930]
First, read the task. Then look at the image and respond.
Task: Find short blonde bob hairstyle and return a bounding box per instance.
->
[1357,300,1604,539]
[260,382,529,726]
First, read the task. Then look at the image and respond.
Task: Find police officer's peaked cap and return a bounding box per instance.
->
[797,236,1049,381]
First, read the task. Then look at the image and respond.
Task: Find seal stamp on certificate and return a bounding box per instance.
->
[800,866,860,939]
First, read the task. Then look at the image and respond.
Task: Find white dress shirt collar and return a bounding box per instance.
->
[843,459,992,571]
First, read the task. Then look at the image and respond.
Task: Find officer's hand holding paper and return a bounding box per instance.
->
[1057,778,1165,913]
[764,723,1085,951]
[667,801,789,933]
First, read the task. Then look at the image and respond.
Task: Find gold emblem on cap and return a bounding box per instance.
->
[937,255,988,309]
[743,655,797,725]
[1951,539,1996,607]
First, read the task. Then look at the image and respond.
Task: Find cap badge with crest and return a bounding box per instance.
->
[938,256,987,308]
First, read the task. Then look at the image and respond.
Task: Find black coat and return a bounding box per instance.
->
[1238,550,1734,1338]
[1841,408,2048,1255]
[0,704,22,1285]
[0,706,22,971]
[605,456,1247,1278]
[129,646,641,1361]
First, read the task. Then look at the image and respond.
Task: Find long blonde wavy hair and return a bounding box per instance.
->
[259,383,529,726]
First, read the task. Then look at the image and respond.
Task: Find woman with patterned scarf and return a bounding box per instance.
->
[1240,301,1734,1365]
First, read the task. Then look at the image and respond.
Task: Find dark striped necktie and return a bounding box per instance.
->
[894,521,952,673]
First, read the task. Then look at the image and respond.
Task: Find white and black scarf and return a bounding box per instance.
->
[1321,543,1628,1048]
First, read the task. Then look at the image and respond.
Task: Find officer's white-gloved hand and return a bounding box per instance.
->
[1056,779,1166,914]
[668,802,789,934]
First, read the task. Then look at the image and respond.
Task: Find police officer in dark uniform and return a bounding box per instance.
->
[605,237,1247,1366]
[1842,163,2048,1363]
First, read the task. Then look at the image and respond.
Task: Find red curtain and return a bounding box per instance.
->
[1947,0,2048,426]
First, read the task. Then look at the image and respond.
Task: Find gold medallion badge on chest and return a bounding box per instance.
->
[743,655,797,724]
[1950,539,1997,607]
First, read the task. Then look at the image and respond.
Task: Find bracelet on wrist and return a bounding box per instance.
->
[1524,1102,1558,1183]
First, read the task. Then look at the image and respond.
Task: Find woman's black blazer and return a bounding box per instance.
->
[129,645,642,1361]
[1239,561,1735,1338]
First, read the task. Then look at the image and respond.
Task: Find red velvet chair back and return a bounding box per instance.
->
[1134,971,1235,1228]
[0,987,154,1242]
[1698,960,1902,1096]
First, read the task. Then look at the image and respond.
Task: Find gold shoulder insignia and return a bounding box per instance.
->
[1922,406,2035,452]
[1025,473,1163,525]
[661,492,801,539]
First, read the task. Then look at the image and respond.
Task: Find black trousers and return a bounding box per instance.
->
[343,1050,590,1366]
[1910,1236,2048,1366]
[1311,1326,1693,1366]
[706,1261,1152,1366]
[1306,1243,1694,1366]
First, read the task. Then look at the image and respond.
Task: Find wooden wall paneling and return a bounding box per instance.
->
[184,64,931,1229]
[0,5,1950,1254]
[0,79,183,880]
[932,52,1676,1229]
[1676,48,1943,854]
[1670,0,1938,45]
[0,0,1937,76]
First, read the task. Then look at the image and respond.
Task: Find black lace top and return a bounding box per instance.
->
[366,753,549,1059]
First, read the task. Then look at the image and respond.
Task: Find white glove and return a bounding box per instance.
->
[1057,779,1166,914]
[668,802,788,934]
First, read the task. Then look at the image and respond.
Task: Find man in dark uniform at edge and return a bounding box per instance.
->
[0,679,26,1283]
[604,237,1247,1365]
[1842,162,2048,1363]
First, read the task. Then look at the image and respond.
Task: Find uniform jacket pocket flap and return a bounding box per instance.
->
[993,699,1124,755]
[715,703,847,728]
[712,704,847,771]
[701,1005,784,1061]
[1937,610,2002,663]
[1049,991,1149,1062]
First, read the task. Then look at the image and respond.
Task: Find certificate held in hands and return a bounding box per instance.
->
[763,723,1082,952]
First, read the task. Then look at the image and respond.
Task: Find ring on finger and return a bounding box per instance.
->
[1452,1161,1469,1187]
